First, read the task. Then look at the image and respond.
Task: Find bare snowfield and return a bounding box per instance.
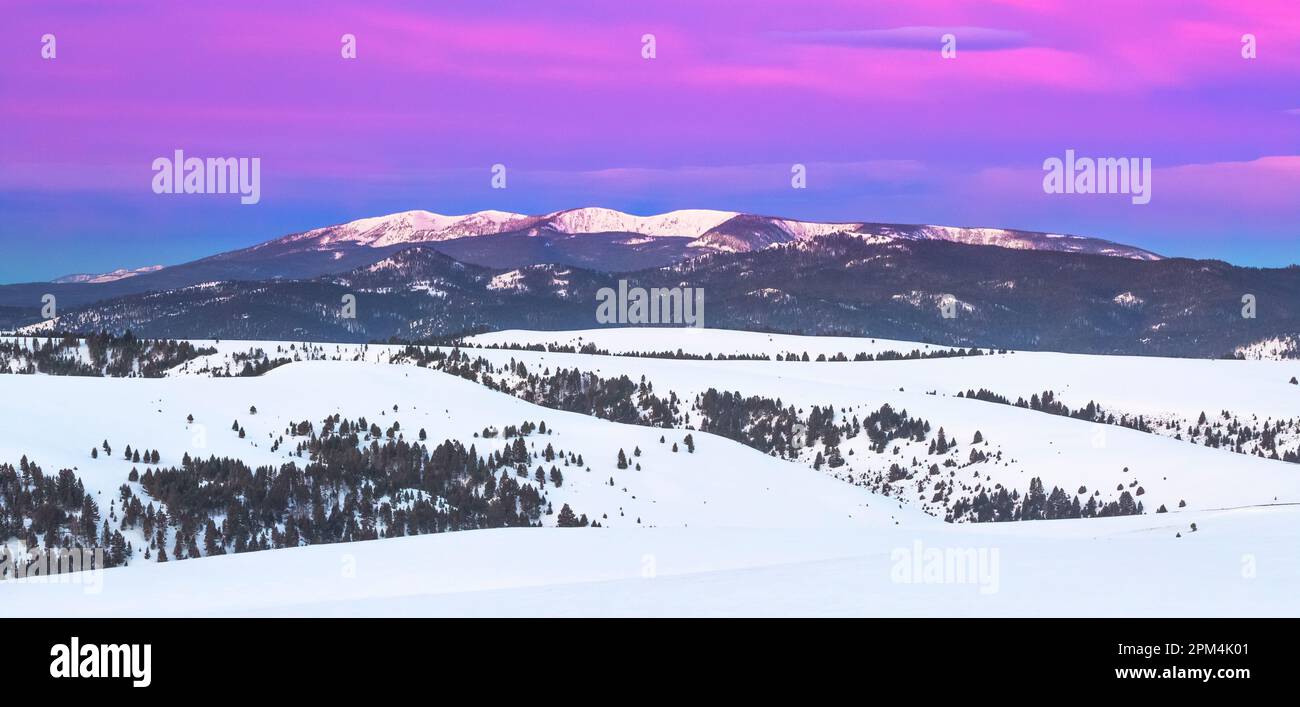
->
[468,327,968,358]
[2,328,1298,616]
[5,507,1294,617]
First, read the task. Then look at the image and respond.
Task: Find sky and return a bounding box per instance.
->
[1,0,1298,282]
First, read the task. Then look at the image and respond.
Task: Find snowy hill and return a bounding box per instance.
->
[6,506,1298,617]
[0,358,902,551]
[4,328,1300,616]
[461,329,1300,520]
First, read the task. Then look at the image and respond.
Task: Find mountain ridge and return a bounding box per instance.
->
[264,206,1164,261]
[0,207,1164,322]
[25,235,1300,358]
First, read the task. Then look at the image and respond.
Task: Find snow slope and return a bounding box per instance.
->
[467,329,1300,420]
[468,327,968,357]
[122,328,1300,517]
[5,506,1294,617]
[12,327,1292,517]
[0,361,900,532]
[4,328,1298,616]
[463,329,1300,517]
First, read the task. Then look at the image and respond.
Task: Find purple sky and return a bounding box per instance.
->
[2,0,1298,282]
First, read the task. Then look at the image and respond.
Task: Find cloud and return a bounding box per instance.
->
[773,26,1032,51]
[525,160,931,196]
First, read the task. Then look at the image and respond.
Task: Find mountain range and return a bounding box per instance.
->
[6,207,1297,357]
[0,207,1162,306]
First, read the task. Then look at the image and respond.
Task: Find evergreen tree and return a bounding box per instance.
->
[556,504,581,527]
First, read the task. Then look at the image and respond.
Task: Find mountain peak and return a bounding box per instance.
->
[285,209,536,249]
[540,207,739,237]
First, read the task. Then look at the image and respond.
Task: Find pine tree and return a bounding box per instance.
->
[556,504,581,527]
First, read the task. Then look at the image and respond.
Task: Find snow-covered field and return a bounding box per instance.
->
[468,327,969,357]
[461,330,1300,517]
[2,328,1298,616]
[6,506,1296,617]
[466,328,1300,420]
[0,361,891,532]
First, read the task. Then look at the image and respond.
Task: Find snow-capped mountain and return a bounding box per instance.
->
[686,216,1162,259]
[276,209,539,249]
[261,206,1162,261]
[269,207,740,251]
[539,207,739,238]
[687,214,808,252]
[52,265,164,284]
[0,206,1167,321]
[870,224,1163,261]
[0,205,1180,330]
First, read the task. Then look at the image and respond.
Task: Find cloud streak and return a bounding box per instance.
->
[773,26,1032,50]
